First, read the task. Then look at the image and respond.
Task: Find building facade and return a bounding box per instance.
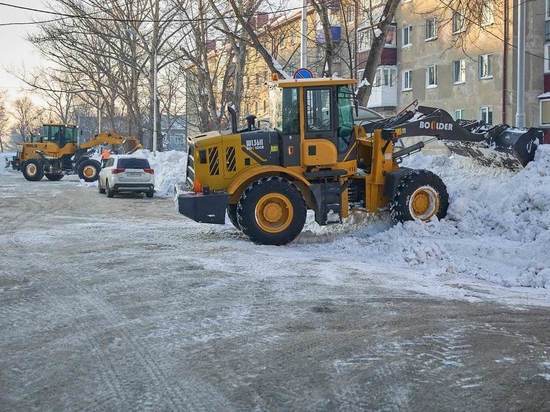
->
[363,0,547,138]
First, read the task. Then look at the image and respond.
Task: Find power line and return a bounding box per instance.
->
[0,2,306,26]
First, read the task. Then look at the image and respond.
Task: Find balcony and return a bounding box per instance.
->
[367,84,397,109]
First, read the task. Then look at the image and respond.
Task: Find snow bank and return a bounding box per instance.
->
[135,150,187,197]
[0,152,15,175]
[340,147,550,288]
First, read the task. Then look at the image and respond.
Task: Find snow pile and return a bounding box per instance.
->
[0,152,15,175]
[344,147,550,288]
[135,149,187,197]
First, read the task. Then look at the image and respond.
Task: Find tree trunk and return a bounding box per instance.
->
[356,0,401,106]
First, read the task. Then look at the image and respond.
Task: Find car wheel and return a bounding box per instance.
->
[106,180,114,198]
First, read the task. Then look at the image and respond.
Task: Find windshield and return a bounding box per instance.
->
[65,127,77,143]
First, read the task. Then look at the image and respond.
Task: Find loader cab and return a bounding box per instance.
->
[40,124,78,147]
[272,78,357,167]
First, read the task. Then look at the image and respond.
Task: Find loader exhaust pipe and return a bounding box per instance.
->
[227,105,238,134]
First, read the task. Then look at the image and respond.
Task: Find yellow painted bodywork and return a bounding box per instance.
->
[187,77,401,218]
[18,130,142,162]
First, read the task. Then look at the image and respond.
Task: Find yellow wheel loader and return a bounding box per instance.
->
[12,124,142,182]
[176,77,540,245]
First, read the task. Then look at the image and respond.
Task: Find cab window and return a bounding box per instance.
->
[305,88,332,132]
[281,88,299,135]
[48,126,62,142]
[337,86,354,152]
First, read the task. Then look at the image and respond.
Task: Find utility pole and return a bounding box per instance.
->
[153,49,158,156]
[300,0,308,67]
[515,0,526,128]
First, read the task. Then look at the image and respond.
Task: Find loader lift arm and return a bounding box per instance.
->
[79,132,142,153]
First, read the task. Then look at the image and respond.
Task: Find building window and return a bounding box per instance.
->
[480,106,493,125]
[545,44,550,73]
[452,59,466,84]
[479,54,493,79]
[452,12,465,33]
[426,64,438,88]
[547,0,550,20]
[540,99,550,125]
[425,18,437,41]
[358,29,371,52]
[373,67,396,87]
[402,70,412,91]
[402,25,412,47]
[385,25,397,47]
[482,1,495,26]
[454,109,465,120]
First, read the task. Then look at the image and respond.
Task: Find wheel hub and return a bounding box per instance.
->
[83,166,95,178]
[27,164,36,176]
[409,186,439,220]
[255,193,293,234]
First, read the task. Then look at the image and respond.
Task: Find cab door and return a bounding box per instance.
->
[302,87,338,166]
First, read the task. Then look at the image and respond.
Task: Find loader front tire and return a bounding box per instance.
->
[227,203,240,230]
[22,159,44,181]
[237,177,306,245]
[390,169,449,223]
[77,159,101,182]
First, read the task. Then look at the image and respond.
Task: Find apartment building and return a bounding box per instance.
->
[362,0,546,135]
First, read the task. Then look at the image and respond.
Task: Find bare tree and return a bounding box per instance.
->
[356,0,401,105]
[11,96,43,141]
[0,90,9,152]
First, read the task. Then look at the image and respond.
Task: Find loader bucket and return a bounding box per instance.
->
[445,128,542,170]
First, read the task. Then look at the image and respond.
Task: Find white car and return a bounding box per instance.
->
[98,155,155,198]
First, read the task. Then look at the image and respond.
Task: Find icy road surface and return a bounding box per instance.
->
[1,171,550,410]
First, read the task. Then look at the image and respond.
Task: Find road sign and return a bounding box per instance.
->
[293,68,314,79]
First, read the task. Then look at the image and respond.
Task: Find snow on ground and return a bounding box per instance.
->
[325,146,550,289]
[68,144,550,291]
[134,149,187,197]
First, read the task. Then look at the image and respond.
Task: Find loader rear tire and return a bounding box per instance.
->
[45,173,64,181]
[77,159,101,182]
[237,176,306,245]
[22,159,44,181]
[390,169,449,223]
[227,203,240,230]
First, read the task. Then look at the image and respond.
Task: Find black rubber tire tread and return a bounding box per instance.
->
[77,159,101,182]
[236,176,307,245]
[146,191,154,198]
[390,169,449,223]
[227,203,240,230]
[22,159,44,181]
[45,173,64,181]
[106,180,115,198]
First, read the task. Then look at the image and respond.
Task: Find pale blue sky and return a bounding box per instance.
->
[0,0,47,99]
